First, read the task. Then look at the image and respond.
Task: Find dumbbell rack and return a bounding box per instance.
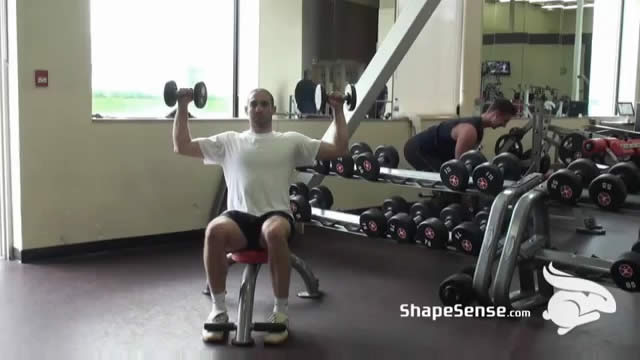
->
[481,183,640,310]
[298,166,511,199]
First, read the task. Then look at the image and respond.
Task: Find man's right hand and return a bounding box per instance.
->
[177,88,194,107]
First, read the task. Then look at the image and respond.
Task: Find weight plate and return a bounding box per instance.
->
[314,84,325,113]
[493,152,521,180]
[355,152,380,180]
[359,208,387,237]
[350,142,372,156]
[439,273,474,306]
[374,145,400,169]
[567,158,599,186]
[290,195,311,222]
[388,213,416,243]
[609,162,640,194]
[472,163,503,195]
[452,222,483,256]
[558,133,587,165]
[289,182,309,199]
[310,185,333,209]
[417,218,448,249]
[610,251,640,292]
[547,169,582,204]
[440,160,470,191]
[345,84,357,111]
[334,156,355,178]
[494,135,524,158]
[588,174,627,211]
[164,80,178,107]
[193,82,208,108]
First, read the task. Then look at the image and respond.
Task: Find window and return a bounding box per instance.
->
[90,0,234,118]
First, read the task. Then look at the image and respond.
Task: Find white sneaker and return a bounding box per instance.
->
[202,311,229,343]
[263,312,289,345]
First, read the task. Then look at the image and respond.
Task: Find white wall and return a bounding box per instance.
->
[8,0,21,250]
[618,0,640,105]
[258,0,303,112]
[239,0,260,107]
[393,0,464,116]
[589,0,623,116]
[459,0,483,116]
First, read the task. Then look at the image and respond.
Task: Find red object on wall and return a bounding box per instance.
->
[35,70,48,87]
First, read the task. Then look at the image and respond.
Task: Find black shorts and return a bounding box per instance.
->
[220,210,296,250]
[404,133,443,172]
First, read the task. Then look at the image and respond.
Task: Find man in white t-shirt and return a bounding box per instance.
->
[173,86,348,344]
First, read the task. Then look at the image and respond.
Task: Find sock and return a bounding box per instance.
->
[212,291,227,314]
[273,297,289,315]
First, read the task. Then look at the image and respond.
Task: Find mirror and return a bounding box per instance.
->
[482,0,594,117]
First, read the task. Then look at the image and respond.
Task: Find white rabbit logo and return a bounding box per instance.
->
[542,262,616,335]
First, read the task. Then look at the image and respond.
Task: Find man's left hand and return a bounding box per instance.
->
[327,92,345,112]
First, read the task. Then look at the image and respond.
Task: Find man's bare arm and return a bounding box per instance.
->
[172,89,204,158]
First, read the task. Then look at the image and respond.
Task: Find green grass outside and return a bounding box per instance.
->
[92,96,230,117]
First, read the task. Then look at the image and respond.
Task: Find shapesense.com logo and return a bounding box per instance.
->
[400,304,530,320]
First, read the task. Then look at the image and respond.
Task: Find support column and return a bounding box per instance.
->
[572,0,584,101]
[459,0,483,116]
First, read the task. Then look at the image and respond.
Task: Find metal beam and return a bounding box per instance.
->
[305,0,443,187]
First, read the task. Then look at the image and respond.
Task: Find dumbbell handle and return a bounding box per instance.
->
[412,214,426,225]
[384,210,394,219]
[309,197,323,209]
[573,169,588,184]
[444,218,454,230]
[463,160,474,173]
[479,221,487,233]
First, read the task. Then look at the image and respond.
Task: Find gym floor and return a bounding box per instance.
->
[1,206,639,359]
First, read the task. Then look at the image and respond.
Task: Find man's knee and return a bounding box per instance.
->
[205,218,235,246]
[261,217,291,247]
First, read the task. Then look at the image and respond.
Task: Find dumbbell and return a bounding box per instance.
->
[354,145,401,181]
[387,200,441,244]
[296,160,332,175]
[164,80,208,108]
[415,203,468,249]
[546,158,599,204]
[589,162,640,211]
[359,196,409,238]
[439,266,477,306]
[472,153,522,195]
[289,182,310,200]
[314,84,358,112]
[451,209,489,256]
[289,185,334,222]
[610,251,640,292]
[332,142,372,178]
[440,150,487,191]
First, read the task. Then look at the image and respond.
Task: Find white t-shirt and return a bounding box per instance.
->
[195,130,322,217]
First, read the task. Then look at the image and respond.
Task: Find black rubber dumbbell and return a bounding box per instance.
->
[546,158,599,204]
[355,145,401,181]
[439,266,477,306]
[610,251,640,292]
[333,142,372,178]
[440,150,487,191]
[359,196,409,237]
[415,203,468,249]
[451,209,489,256]
[589,162,640,211]
[314,83,358,112]
[472,153,522,195]
[295,160,331,175]
[289,182,310,200]
[164,80,208,108]
[387,200,441,244]
[289,185,334,222]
